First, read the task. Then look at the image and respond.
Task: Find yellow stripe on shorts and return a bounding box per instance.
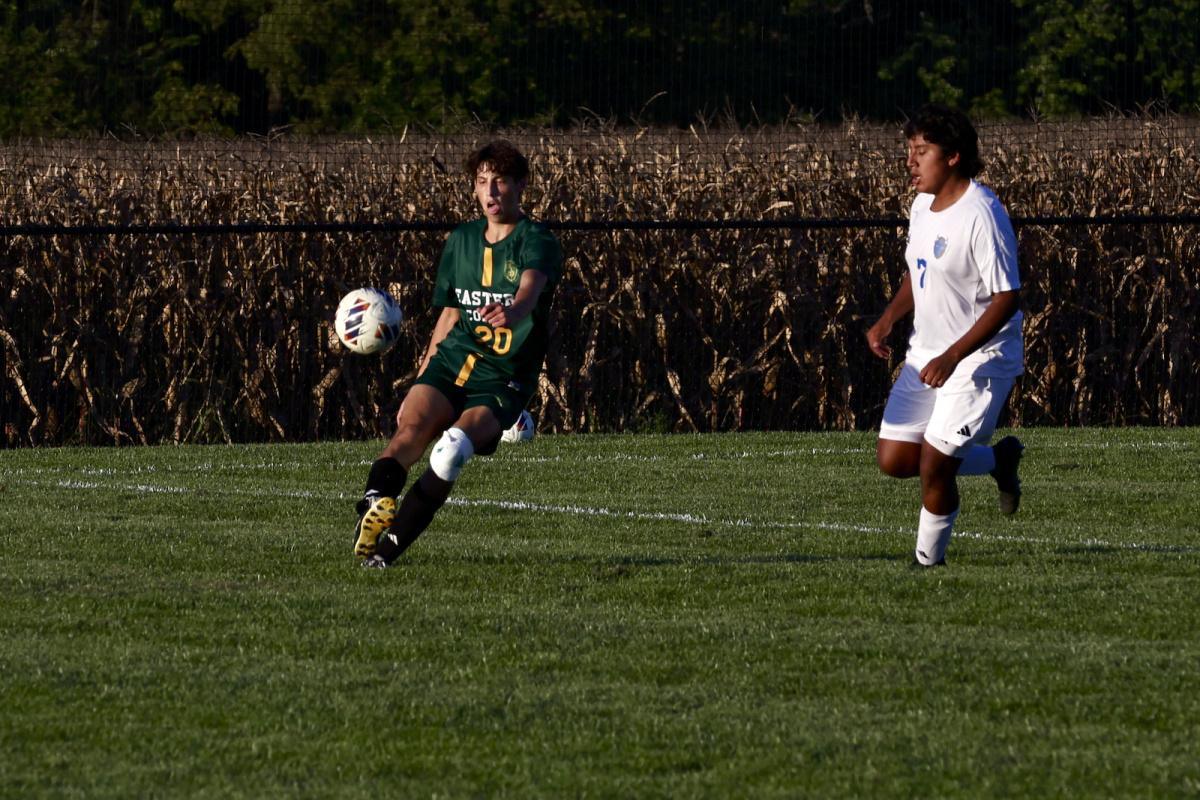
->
[455,354,477,386]
[481,248,493,287]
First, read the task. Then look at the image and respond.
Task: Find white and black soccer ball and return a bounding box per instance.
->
[501,409,535,444]
[334,288,403,355]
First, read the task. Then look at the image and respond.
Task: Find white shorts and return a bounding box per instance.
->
[878,363,1015,457]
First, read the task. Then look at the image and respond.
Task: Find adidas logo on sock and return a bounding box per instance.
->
[957,424,971,437]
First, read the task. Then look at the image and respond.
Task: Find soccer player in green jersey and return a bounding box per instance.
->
[353,140,563,568]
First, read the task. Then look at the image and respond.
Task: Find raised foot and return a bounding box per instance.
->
[991,435,1024,516]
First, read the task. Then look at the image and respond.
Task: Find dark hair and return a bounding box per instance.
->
[464,139,529,182]
[903,104,984,179]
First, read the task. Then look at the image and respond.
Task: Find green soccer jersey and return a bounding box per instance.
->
[431,217,563,387]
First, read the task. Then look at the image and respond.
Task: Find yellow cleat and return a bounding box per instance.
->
[353,496,396,559]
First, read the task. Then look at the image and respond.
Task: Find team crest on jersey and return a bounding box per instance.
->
[504,260,519,282]
[933,236,948,258]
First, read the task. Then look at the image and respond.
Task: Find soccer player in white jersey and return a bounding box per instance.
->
[866,104,1024,567]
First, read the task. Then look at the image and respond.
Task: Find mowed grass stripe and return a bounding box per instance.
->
[6,472,1196,557]
[1,428,1198,798]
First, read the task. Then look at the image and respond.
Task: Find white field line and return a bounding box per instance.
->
[446,497,1187,552]
[0,449,870,477]
[3,472,1189,553]
[0,435,1189,476]
[0,451,857,478]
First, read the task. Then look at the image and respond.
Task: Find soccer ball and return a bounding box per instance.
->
[334,288,403,355]
[501,409,535,443]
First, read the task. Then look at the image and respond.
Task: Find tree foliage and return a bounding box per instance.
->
[1,0,1197,137]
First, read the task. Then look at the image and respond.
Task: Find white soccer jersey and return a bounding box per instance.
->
[904,180,1023,378]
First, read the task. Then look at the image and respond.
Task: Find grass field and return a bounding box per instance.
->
[2,428,1198,798]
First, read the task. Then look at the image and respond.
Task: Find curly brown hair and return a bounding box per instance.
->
[464,140,529,182]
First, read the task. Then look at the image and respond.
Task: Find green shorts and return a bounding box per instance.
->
[415,350,535,432]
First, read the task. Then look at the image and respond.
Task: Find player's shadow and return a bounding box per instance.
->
[1054,543,1200,556]
[592,553,901,569]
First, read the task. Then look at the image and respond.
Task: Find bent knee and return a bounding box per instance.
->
[429,427,474,481]
[877,455,914,478]
[877,441,921,478]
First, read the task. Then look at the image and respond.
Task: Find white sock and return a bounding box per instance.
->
[957,444,996,476]
[915,506,959,565]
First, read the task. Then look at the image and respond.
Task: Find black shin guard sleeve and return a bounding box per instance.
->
[376,473,451,562]
[364,457,408,498]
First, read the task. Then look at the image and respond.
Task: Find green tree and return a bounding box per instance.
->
[1014,0,1129,115]
[0,0,241,136]
[4,0,1200,136]
[0,2,99,135]
[877,3,1020,118]
[1134,0,1200,109]
[225,0,609,131]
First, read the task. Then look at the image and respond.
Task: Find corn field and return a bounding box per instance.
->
[1,118,1198,445]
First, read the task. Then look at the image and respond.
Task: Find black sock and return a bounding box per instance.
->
[357,457,407,515]
[375,470,452,562]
